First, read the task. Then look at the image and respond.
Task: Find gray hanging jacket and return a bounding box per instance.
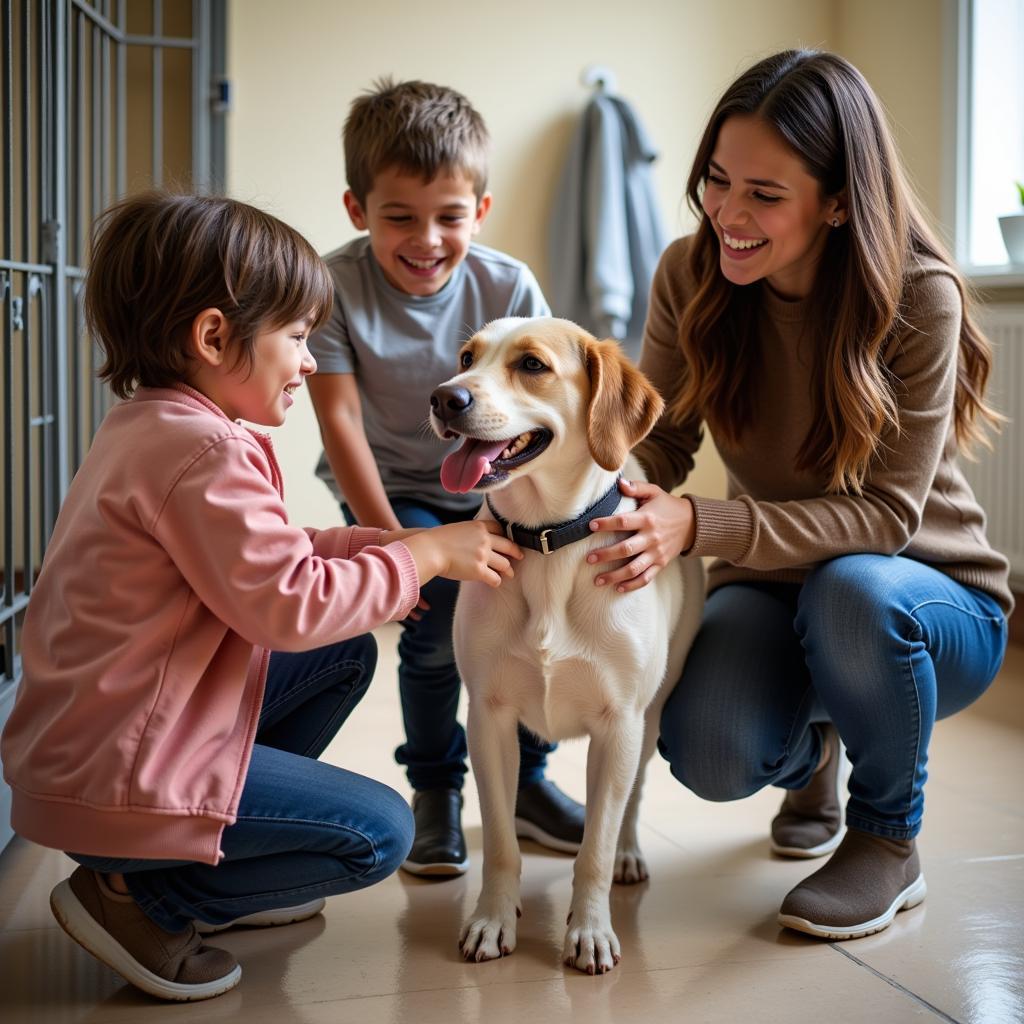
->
[548,93,669,362]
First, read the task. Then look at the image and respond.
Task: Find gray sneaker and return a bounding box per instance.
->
[778,828,926,940]
[770,722,848,858]
[50,867,241,1001]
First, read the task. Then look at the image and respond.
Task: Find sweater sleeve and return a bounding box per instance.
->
[152,440,420,651]
[687,269,963,569]
[304,525,384,559]
[632,239,704,489]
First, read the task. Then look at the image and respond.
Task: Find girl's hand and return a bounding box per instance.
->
[438,520,523,585]
[381,527,424,546]
[402,520,523,588]
[381,528,431,618]
[587,479,696,592]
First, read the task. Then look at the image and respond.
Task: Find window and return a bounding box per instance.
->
[962,0,1024,267]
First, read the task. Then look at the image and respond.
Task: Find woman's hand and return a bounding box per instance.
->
[587,479,696,592]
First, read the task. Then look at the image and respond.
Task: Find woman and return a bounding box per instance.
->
[588,49,1011,940]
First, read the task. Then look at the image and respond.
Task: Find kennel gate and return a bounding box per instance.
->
[0,0,226,854]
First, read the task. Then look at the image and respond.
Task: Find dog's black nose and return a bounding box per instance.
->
[430,384,473,424]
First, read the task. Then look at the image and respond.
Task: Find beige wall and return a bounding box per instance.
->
[836,0,951,242]
[227,0,947,526]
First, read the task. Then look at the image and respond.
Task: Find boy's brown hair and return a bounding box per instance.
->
[86,192,334,399]
[343,77,490,205]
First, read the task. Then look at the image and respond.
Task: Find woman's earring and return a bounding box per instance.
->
[832,218,840,228]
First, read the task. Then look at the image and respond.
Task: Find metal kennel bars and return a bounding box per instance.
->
[0,0,226,851]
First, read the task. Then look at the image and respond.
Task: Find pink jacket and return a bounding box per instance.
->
[1,385,419,865]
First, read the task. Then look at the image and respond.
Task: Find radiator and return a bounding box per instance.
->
[961,304,1024,590]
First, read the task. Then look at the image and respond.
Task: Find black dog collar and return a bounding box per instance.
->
[486,477,623,555]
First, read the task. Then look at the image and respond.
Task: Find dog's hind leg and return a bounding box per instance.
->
[613,701,661,884]
[614,556,706,883]
[459,695,523,962]
[564,711,644,974]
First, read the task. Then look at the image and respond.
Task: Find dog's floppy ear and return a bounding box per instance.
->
[584,338,664,471]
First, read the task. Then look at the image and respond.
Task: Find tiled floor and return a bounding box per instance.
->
[1,627,1022,1024]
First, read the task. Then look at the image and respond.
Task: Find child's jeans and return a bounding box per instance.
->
[69,633,414,933]
[345,497,555,791]
[657,554,1008,840]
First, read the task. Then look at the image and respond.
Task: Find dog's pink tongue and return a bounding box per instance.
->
[440,438,510,493]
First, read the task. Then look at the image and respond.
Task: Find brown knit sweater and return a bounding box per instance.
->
[633,236,1014,616]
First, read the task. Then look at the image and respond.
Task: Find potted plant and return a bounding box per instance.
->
[998,182,1024,264]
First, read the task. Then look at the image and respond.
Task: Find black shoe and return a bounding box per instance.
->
[401,787,469,877]
[515,779,585,854]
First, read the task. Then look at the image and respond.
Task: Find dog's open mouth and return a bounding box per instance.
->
[440,429,553,493]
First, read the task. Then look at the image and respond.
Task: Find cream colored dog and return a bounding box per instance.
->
[429,317,704,975]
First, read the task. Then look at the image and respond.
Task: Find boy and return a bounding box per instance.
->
[308,79,585,877]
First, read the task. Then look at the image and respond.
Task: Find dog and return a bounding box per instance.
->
[428,316,704,975]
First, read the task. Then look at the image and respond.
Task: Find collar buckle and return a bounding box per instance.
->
[486,476,622,558]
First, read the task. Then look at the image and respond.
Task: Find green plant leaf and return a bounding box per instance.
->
[1018,181,1024,206]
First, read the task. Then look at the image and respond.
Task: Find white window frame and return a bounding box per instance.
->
[947,0,1024,286]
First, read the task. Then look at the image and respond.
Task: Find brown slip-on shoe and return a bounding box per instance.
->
[50,867,241,1001]
[770,722,847,858]
[777,827,926,940]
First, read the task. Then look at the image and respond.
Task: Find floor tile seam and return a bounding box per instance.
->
[580,947,840,976]
[272,973,571,1007]
[925,853,1024,869]
[0,921,63,936]
[924,783,1024,819]
[258,951,842,1010]
[925,774,1019,815]
[829,943,963,1024]
[636,819,697,854]
[634,818,806,864]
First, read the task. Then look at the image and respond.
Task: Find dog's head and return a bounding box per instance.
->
[429,317,663,494]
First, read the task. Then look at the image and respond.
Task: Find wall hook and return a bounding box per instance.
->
[580,64,617,95]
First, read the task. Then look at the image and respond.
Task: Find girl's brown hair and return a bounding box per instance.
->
[673,49,1000,494]
[86,192,334,399]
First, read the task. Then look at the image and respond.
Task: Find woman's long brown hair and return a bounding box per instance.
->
[672,50,1000,494]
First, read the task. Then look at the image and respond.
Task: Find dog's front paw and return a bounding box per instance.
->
[562,913,621,974]
[613,843,649,885]
[459,897,520,963]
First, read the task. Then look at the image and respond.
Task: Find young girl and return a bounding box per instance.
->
[588,50,1011,940]
[0,192,521,1001]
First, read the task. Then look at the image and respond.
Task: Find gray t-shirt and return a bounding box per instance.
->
[309,236,550,512]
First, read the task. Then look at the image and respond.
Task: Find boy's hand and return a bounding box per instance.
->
[402,519,523,587]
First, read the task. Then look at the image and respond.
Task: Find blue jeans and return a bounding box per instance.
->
[344,497,555,791]
[658,555,1008,840]
[70,634,414,932]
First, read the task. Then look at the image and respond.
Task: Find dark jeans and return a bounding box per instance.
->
[344,496,555,791]
[70,634,414,932]
[658,555,1008,839]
